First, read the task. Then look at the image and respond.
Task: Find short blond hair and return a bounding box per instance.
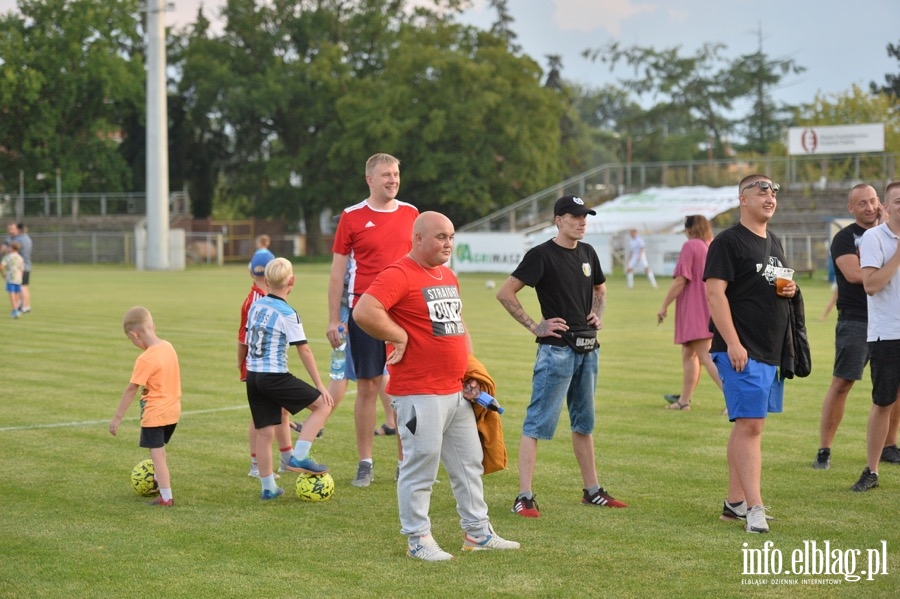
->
[365,153,400,176]
[123,306,153,334]
[264,257,293,289]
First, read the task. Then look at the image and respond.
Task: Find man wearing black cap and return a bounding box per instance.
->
[497,195,627,518]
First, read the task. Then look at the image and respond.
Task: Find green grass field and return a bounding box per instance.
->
[0,264,896,598]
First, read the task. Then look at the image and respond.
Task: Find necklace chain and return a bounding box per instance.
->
[411,256,443,280]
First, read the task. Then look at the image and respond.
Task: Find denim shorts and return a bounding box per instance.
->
[712,353,783,421]
[522,344,599,439]
[833,319,870,381]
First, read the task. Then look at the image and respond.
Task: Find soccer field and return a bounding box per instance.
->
[0,264,895,598]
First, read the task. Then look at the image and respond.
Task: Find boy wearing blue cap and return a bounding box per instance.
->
[238,249,293,478]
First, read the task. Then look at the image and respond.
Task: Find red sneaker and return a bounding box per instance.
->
[582,487,627,508]
[147,497,173,507]
[512,494,541,518]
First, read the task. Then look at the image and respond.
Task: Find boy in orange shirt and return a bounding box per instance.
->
[110,306,182,507]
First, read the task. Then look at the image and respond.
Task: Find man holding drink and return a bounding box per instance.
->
[704,175,795,533]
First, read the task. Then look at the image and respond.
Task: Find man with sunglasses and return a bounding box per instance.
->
[704,174,795,533]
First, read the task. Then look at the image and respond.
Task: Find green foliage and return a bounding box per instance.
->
[0,0,144,194]
[870,39,900,97]
[773,85,900,183]
[332,24,563,225]
[1,264,898,598]
[584,40,805,160]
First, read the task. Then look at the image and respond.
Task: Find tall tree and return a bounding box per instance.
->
[870,39,900,97]
[0,0,144,197]
[584,41,804,158]
[488,0,520,53]
[329,21,563,227]
[176,0,565,250]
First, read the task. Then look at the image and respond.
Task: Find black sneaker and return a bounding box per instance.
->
[880,445,900,464]
[850,467,879,492]
[720,499,775,522]
[582,487,627,508]
[813,448,831,470]
[512,494,541,518]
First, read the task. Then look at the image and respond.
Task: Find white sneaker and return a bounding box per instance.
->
[462,526,521,551]
[745,505,770,533]
[407,535,454,561]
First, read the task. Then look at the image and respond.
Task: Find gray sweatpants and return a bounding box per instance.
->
[393,392,490,541]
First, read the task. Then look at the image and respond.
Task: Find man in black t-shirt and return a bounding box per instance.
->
[497,195,627,519]
[812,184,900,469]
[704,174,797,534]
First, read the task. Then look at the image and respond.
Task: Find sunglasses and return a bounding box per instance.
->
[742,181,780,194]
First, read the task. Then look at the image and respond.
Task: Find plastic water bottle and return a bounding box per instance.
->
[329,326,346,380]
[475,391,504,414]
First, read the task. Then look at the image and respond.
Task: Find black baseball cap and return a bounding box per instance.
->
[554,195,596,217]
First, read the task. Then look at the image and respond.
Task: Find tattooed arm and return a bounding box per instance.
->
[587,283,606,330]
[496,275,568,339]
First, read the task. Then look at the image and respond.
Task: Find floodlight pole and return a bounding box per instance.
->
[145,0,170,270]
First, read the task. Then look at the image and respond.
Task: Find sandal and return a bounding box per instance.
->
[375,423,397,436]
[666,401,691,411]
[290,421,325,438]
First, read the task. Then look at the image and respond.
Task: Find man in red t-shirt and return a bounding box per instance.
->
[327,153,418,487]
[353,211,519,561]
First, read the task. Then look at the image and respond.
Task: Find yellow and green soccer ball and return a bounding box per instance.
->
[131,459,159,496]
[295,472,335,502]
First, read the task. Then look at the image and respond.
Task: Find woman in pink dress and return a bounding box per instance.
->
[656,215,723,411]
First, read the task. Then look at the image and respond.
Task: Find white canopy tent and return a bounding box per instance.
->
[453,186,741,275]
[577,185,740,235]
[530,185,741,275]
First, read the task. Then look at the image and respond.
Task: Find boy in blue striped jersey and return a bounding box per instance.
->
[244,257,334,500]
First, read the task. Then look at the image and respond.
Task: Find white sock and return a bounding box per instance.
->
[626,273,634,288]
[261,474,277,492]
[292,440,312,461]
[160,488,173,501]
[647,271,657,288]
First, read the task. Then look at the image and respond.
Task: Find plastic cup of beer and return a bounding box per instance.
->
[775,267,794,297]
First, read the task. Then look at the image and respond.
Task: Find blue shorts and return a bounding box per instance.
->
[5,282,21,293]
[522,344,598,439]
[348,308,387,380]
[339,304,357,382]
[712,353,783,421]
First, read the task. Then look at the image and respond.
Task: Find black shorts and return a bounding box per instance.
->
[833,320,870,381]
[21,271,30,286]
[870,339,900,407]
[348,309,387,380]
[246,371,321,428]
[139,423,177,449]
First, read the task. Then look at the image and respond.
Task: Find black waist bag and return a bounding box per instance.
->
[563,330,598,353]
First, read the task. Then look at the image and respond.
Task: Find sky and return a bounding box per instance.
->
[1,0,897,107]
